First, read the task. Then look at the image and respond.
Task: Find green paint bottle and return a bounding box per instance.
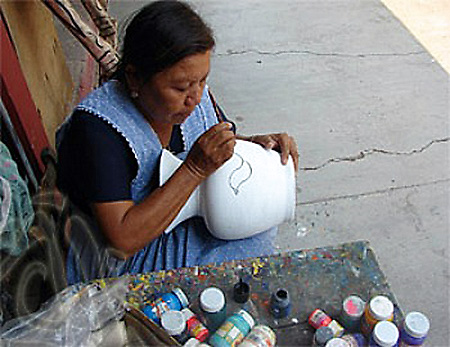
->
[209,309,255,347]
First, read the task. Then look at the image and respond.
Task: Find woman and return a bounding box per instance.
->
[57,0,298,285]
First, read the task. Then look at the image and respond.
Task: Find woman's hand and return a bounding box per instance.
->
[184,122,236,180]
[244,133,299,172]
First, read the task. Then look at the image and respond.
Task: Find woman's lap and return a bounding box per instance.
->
[66,217,277,285]
[187,217,277,266]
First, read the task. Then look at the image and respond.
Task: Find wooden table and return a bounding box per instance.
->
[102,240,403,346]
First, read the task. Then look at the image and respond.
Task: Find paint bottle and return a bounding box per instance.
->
[341,295,366,332]
[309,309,333,329]
[399,312,430,346]
[233,278,250,304]
[369,321,399,347]
[328,320,345,338]
[325,337,351,347]
[341,333,366,347]
[313,326,335,346]
[361,296,394,336]
[184,338,201,347]
[209,309,255,347]
[183,338,212,347]
[269,288,291,319]
[182,308,209,342]
[143,287,189,324]
[199,287,227,332]
[161,310,190,344]
[240,325,277,347]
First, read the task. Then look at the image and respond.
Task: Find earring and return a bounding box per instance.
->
[130,90,139,98]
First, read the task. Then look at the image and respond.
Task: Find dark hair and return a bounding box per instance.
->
[114,0,215,84]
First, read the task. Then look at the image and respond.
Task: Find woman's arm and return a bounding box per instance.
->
[92,163,202,258]
[92,122,236,258]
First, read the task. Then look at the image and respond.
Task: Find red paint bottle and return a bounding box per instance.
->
[182,308,209,342]
[309,309,333,329]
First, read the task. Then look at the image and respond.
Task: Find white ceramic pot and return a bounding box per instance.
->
[160,140,296,240]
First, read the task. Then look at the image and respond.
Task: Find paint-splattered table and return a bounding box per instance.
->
[116,240,403,345]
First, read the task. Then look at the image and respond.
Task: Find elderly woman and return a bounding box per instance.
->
[57,0,298,285]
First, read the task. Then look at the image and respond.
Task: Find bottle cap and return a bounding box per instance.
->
[373,321,399,346]
[369,296,394,321]
[233,279,250,303]
[172,287,189,308]
[183,338,200,347]
[161,310,186,336]
[404,311,430,338]
[270,288,290,308]
[200,287,225,313]
[325,337,351,346]
[181,307,195,321]
[238,309,255,329]
[343,295,365,318]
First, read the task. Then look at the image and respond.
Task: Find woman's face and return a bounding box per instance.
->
[131,50,211,126]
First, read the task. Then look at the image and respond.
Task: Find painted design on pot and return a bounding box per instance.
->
[160,140,296,240]
[228,152,253,195]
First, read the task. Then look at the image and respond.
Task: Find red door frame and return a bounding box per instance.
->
[1,13,50,178]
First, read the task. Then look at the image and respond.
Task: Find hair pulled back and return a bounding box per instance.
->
[115,0,215,84]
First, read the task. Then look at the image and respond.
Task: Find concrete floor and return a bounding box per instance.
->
[66,0,449,345]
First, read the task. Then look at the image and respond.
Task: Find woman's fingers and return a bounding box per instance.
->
[278,134,299,172]
[207,123,236,158]
[199,122,233,143]
[277,133,291,166]
[185,123,236,179]
[247,133,299,172]
[288,136,299,172]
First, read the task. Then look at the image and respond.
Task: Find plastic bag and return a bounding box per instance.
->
[0,278,128,346]
[0,142,34,256]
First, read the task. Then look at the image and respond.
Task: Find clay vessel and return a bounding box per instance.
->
[160,140,296,240]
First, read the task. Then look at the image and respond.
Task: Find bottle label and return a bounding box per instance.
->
[399,341,421,347]
[342,334,366,347]
[152,297,170,319]
[215,322,245,345]
[328,320,345,337]
[242,327,276,347]
[364,307,379,327]
[243,334,270,347]
[360,314,373,336]
[191,322,205,335]
[188,318,209,341]
[362,306,394,336]
[400,328,427,346]
[309,309,332,329]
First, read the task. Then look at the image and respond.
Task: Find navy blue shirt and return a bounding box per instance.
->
[57,109,233,215]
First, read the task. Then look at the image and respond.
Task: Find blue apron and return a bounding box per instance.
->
[56,81,276,285]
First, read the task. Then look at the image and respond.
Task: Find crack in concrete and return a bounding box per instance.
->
[301,137,450,171]
[216,48,427,58]
[297,178,450,206]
